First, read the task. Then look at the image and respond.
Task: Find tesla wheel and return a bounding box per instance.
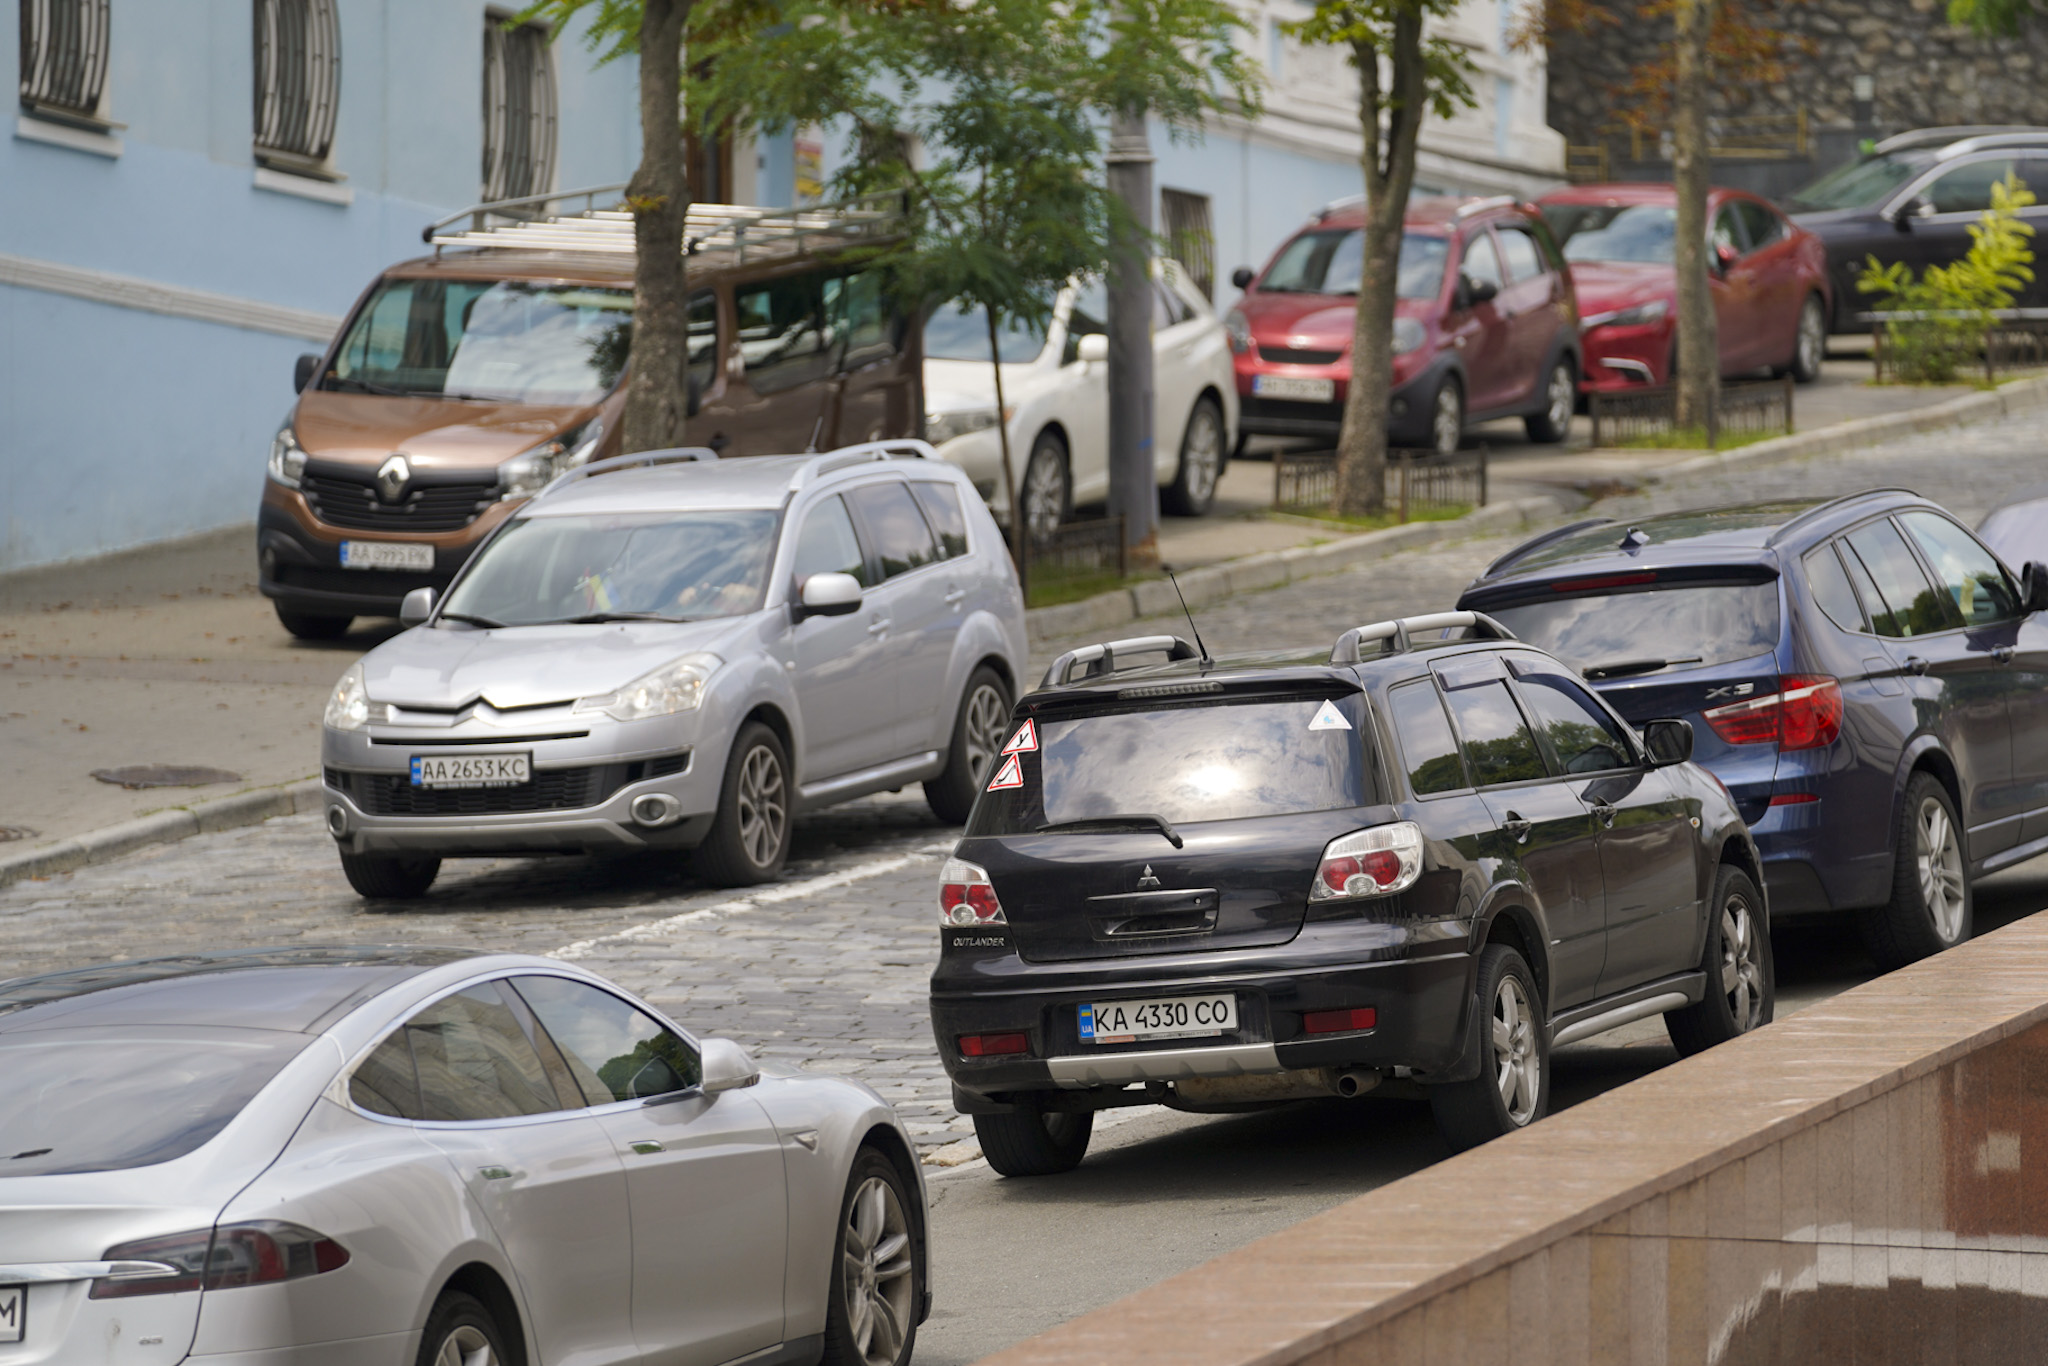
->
[973,1105,1093,1177]
[1162,396,1226,516]
[1524,360,1575,444]
[924,667,1012,825]
[1429,377,1464,457]
[275,602,352,640]
[339,851,440,900]
[1665,864,1774,1057]
[695,722,791,886]
[1790,295,1826,383]
[1429,943,1549,1153]
[1862,772,1972,970]
[1020,431,1070,543]
[416,1291,510,1366]
[822,1149,922,1366]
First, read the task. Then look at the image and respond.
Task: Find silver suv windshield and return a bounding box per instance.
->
[441,510,780,627]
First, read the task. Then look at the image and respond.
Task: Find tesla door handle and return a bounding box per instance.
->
[1502,815,1533,843]
[1904,655,1929,675]
[1994,645,2016,663]
[629,1141,665,1155]
[1589,801,1617,828]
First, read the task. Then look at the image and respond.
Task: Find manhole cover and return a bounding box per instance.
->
[0,826,36,843]
[90,765,244,790]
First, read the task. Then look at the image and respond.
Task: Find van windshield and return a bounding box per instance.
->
[327,277,635,405]
[1259,230,1448,300]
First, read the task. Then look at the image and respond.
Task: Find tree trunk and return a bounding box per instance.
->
[1334,19,1426,517]
[1106,107,1159,563]
[621,0,692,455]
[986,308,1027,600]
[1670,0,1720,439]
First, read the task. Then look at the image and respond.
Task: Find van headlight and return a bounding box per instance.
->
[267,423,308,489]
[499,416,605,500]
[574,654,722,721]
[323,663,391,731]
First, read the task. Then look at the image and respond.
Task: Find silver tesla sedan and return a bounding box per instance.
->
[0,947,928,1366]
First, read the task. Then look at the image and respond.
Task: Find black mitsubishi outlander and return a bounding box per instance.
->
[930,616,1770,1175]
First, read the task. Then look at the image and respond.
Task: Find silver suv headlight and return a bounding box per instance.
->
[267,421,308,489]
[323,662,392,731]
[498,416,605,501]
[574,653,722,722]
[925,408,1002,447]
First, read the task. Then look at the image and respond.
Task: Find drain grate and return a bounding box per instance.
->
[0,826,36,843]
[90,765,244,790]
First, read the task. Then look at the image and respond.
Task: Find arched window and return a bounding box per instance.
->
[253,0,342,172]
[19,0,111,125]
[482,14,557,202]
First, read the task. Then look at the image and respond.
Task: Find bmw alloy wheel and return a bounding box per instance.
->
[1719,889,1766,1032]
[842,1176,916,1366]
[737,744,788,869]
[1182,405,1223,503]
[1492,973,1539,1126]
[432,1326,494,1366]
[962,683,1009,785]
[1917,796,1966,942]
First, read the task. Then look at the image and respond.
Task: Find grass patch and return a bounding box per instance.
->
[1025,567,1159,610]
[1267,502,1472,534]
[1613,426,1783,452]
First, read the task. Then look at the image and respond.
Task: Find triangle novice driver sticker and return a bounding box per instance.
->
[1000,719,1039,754]
[1308,699,1352,731]
[986,753,1025,791]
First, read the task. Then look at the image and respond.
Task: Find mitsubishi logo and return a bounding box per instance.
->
[374,454,412,504]
[1136,864,1161,890]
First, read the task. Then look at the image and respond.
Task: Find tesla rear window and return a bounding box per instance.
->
[0,1032,312,1176]
[965,696,1374,835]
[1485,582,1781,677]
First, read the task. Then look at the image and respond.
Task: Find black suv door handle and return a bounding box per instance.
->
[1904,654,1930,675]
[1589,800,1617,828]
[1993,645,2016,664]
[1502,815,1533,843]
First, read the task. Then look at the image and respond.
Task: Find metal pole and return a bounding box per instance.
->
[1106,108,1158,568]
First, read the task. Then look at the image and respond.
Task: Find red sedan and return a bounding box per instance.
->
[1537,184,1831,394]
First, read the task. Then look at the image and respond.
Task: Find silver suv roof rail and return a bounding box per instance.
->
[539,447,719,497]
[794,440,938,487]
[1329,611,1515,664]
[1871,126,2048,155]
[1043,635,1201,688]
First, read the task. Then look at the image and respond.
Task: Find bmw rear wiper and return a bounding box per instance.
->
[438,612,506,628]
[1034,813,1184,849]
[1581,656,1702,680]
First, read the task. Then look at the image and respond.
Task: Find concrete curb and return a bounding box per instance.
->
[1647,371,2048,485]
[0,778,323,891]
[1021,495,1566,644]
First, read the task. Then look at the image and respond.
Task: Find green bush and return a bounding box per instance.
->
[1858,175,2036,384]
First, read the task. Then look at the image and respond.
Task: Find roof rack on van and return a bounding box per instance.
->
[1762,488,1920,547]
[1478,517,1616,580]
[1329,611,1515,664]
[792,440,938,489]
[1042,635,1202,688]
[539,447,718,497]
[424,187,907,265]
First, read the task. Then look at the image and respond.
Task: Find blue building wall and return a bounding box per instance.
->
[0,1,639,571]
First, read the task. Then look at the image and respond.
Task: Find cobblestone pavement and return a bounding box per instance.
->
[5,409,2045,1161]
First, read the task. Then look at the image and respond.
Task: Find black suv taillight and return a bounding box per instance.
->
[92,1223,350,1299]
[1310,822,1423,901]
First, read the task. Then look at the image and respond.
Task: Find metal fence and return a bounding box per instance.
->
[1274,449,1488,520]
[1587,377,1795,448]
[1871,317,2048,385]
[1023,516,1127,583]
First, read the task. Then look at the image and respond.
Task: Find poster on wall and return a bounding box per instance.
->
[794,133,824,203]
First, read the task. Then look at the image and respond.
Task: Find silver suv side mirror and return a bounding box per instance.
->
[796,571,862,621]
[700,1037,761,1095]
[399,587,436,627]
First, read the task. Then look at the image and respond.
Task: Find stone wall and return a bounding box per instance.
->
[1544,0,2048,164]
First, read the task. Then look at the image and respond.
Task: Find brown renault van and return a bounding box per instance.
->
[259,194,921,638]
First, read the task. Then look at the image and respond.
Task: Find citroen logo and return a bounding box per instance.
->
[375,454,412,504]
[1136,864,1161,890]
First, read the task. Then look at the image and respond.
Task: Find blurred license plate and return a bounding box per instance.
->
[411,753,530,788]
[0,1285,22,1343]
[340,540,434,572]
[1253,375,1335,402]
[1080,995,1235,1045]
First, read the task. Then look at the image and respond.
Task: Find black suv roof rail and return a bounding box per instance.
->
[1329,611,1516,664]
[1762,488,1920,547]
[1042,635,1202,688]
[1478,517,1615,580]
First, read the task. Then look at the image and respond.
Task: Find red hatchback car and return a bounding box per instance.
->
[1226,196,1581,457]
[1537,183,1831,394]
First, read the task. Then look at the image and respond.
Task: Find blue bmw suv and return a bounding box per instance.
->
[1459,490,2048,970]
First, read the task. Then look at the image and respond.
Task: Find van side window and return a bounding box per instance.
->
[845,482,939,580]
[687,291,718,390]
[736,270,834,395]
[909,482,969,560]
[825,269,897,371]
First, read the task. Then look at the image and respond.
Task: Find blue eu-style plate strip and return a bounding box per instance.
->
[410,756,424,787]
[1078,1005,1094,1040]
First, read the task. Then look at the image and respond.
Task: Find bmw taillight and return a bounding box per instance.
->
[1701,675,1842,751]
[1310,822,1424,901]
[92,1223,350,1299]
[939,857,1006,926]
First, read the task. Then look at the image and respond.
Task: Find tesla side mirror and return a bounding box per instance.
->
[1076,332,1109,365]
[796,571,862,620]
[294,353,320,392]
[1642,717,1695,767]
[399,587,436,627]
[1230,265,1256,291]
[2025,561,2048,613]
[700,1037,761,1095]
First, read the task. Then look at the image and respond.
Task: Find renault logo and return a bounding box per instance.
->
[1136,864,1161,890]
[375,454,412,504]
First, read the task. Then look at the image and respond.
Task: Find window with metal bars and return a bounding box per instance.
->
[1161,188,1216,302]
[19,0,111,126]
[482,14,557,202]
[253,0,341,173]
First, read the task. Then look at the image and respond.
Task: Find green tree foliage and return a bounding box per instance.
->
[1947,0,2041,34]
[1859,175,2036,383]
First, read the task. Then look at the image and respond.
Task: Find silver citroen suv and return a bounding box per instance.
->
[320,442,1027,897]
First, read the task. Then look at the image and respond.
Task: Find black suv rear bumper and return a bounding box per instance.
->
[932,923,1478,1105]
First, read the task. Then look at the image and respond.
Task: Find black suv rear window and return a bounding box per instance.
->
[966,696,1373,835]
[1484,581,1780,676]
